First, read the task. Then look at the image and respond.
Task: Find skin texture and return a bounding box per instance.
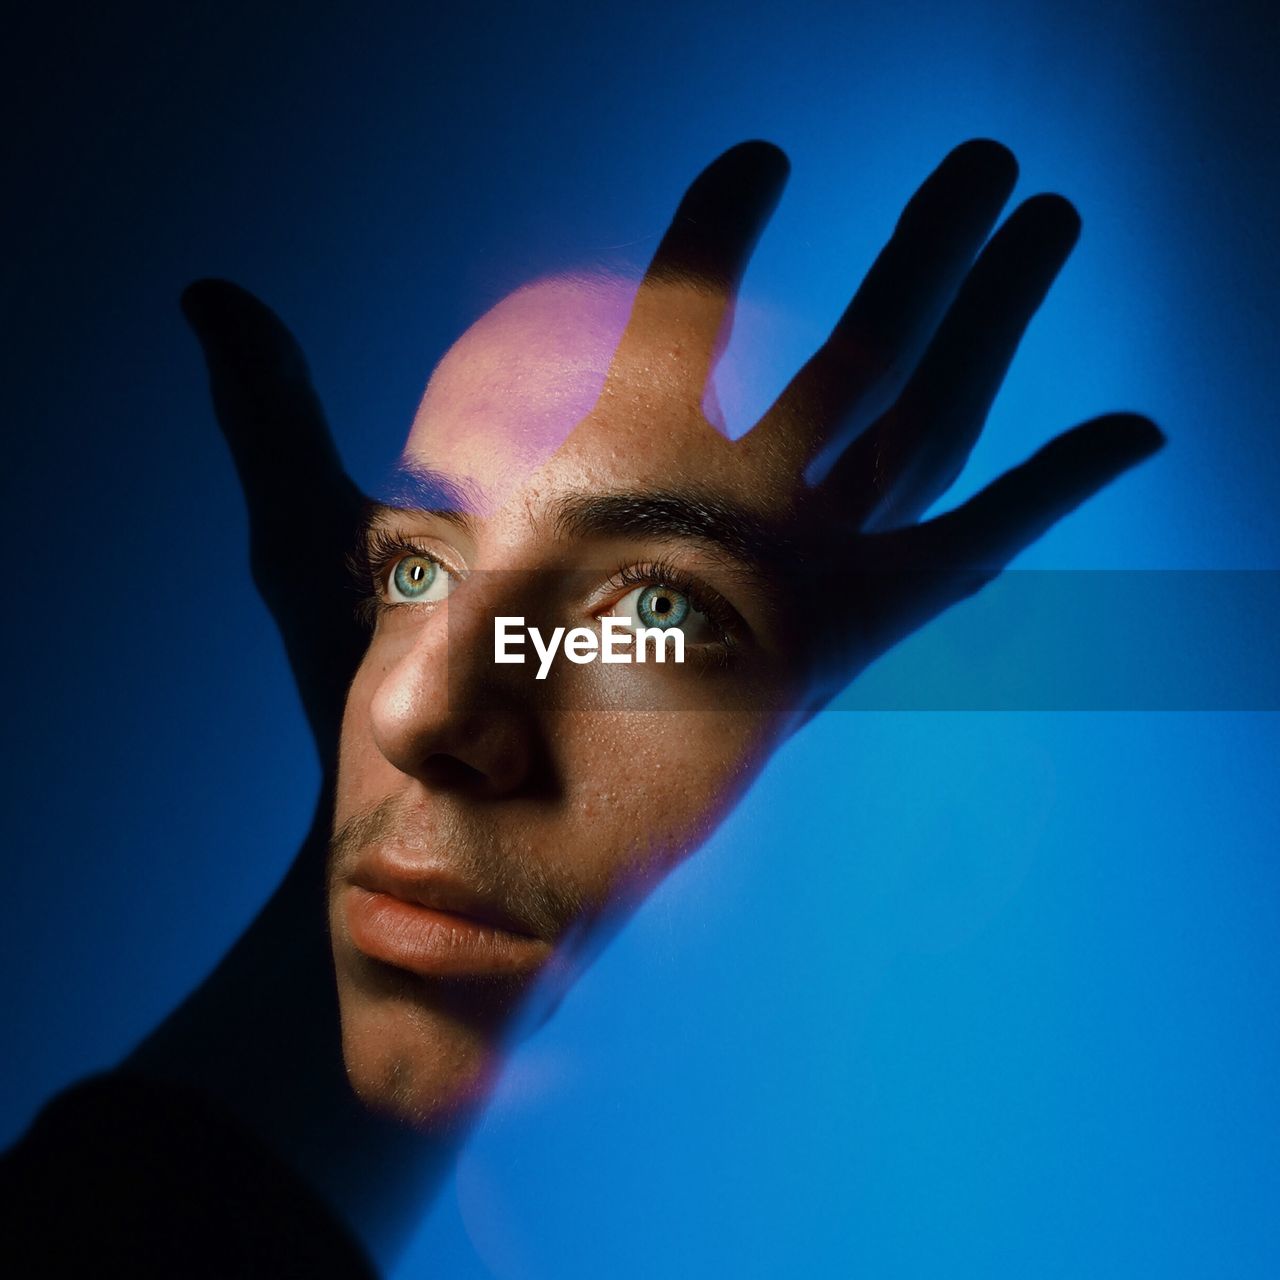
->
[151,138,1164,1262]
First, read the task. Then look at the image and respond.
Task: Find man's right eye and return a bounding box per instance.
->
[384,553,453,605]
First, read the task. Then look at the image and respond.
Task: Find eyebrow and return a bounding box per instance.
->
[550,489,794,576]
[367,460,482,534]
[363,463,794,575]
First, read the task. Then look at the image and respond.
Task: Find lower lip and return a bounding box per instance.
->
[343,886,552,978]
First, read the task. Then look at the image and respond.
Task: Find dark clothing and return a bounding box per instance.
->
[1,1071,377,1279]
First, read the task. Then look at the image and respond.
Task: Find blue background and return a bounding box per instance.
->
[3,1,1277,1275]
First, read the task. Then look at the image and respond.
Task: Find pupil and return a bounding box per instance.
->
[654,595,670,614]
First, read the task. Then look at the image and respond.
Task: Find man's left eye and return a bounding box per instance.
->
[605,584,719,643]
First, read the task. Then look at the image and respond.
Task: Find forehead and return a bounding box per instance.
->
[394,273,807,524]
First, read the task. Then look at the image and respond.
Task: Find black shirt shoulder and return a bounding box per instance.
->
[1,1069,377,1279]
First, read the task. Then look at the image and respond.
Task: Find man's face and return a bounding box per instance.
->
[327,274,814,1130]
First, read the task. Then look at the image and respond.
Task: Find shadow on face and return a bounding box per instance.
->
[327,272,815,1129]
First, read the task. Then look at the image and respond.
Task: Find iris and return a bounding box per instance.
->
[636,585,689,630]
[391,555,438,600]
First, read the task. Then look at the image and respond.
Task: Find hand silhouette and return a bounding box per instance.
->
[564,138,1165,719]
[180,138,1164,859]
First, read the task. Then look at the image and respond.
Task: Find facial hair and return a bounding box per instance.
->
[326,790,588,944]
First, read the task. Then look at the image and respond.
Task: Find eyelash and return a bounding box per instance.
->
[348,527,744,654]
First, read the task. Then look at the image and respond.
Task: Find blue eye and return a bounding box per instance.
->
[609,583,718,643]
[637,584,689,629]
[386,553,451,604]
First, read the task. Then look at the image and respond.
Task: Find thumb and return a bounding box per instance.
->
[181,278,370,754]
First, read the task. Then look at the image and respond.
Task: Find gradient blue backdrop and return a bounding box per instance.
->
[3,1,1277,1275]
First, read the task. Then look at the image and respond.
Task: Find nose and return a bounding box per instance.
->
[367,578,539,797]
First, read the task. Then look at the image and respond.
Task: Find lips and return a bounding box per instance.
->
[342,853,554,979]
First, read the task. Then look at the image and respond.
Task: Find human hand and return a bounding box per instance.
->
[594,138,1164,722]
[181,140,1162,763]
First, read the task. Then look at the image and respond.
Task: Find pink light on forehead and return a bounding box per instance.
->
[401,268,793,512]
[404,271,642,508]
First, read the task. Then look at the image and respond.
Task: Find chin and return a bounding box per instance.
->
[334,953,521,1133]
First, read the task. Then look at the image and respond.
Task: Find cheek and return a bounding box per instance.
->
[556,711,773,887]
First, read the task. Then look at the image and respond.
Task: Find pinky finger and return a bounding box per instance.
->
[908,412,1166,573]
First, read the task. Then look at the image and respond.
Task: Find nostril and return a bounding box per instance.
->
[418,754,491,791]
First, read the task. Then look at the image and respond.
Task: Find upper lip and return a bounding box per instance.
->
[348,845,542,940]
